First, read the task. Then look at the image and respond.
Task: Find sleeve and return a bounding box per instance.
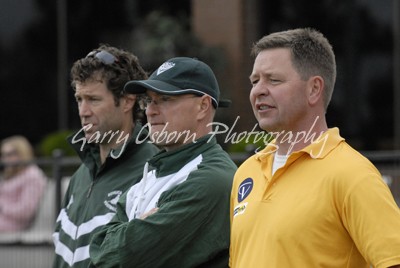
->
[1,167,47,222]
[342,172,400,268]
[90,173,231,268]
[229,172,239,268]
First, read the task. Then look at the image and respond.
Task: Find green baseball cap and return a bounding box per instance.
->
[124,57,230,108]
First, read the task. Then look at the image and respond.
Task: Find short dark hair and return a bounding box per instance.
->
[251,28,336,111]
[70,44,148,122]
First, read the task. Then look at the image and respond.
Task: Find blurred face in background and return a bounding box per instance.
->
[1,143,20,167]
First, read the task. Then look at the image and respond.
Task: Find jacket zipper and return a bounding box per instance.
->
[88,163,103,198]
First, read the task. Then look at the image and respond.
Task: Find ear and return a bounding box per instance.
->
[122,94,136,113]
[196,95,212,120]
[307,76,324,106]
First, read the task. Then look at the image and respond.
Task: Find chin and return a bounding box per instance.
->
[150,130,170,144]
[258,123,279,133]
[84,132,97,142]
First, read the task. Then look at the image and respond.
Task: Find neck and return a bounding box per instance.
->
[99,123,134,163]
[275,116,328,155]
[162,122,212,152]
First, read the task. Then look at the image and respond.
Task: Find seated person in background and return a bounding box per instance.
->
[0,135,47,232]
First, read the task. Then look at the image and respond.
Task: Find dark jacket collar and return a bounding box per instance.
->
[148,135,217,177]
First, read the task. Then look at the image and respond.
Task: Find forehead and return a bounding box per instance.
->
[74,80,109,96]
[250,48,297,79]
[1,142,14,149]
[255,48,292,68]
[1,143,15,152]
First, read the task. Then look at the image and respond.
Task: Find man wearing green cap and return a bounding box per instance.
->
[89,57,237,268]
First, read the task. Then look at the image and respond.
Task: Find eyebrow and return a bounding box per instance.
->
[249,73,258,81]
[74,92,99,97]
[250,71,280,81]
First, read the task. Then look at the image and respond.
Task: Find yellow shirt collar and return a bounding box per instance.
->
[255,127,344,161]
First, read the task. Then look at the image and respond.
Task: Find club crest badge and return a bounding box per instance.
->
[104,190,122,212]
[238,178,253,202]
[157,61,175,75]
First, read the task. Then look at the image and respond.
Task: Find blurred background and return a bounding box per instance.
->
[0,0,399,154]
[0,1,399,267]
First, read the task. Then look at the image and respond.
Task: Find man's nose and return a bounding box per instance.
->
[79,100,92,117]
[145,101,160,117]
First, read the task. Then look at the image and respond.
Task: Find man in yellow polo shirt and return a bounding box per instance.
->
[230,28,400,268]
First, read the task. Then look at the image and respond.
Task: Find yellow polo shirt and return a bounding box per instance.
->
[230,128,400,268]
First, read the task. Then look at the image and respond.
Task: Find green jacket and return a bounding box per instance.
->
[89,135,237,268]
[52,124,159,268]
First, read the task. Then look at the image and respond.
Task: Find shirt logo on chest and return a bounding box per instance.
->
[238,177,253,202]
[104,190,122,212]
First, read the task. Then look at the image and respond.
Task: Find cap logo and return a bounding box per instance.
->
[157,61,175,75]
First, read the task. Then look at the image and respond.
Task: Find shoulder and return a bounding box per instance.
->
[199,144,237,171]
[325,142,381,182]
[21,165,47,183]
[65,163,91,190]
[181,156,235,198]
[159,163,235,206]
[123,140,159,164]
[233,153,262,186]
[236,153,260,170]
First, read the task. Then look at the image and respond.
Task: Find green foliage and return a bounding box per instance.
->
[129,11,225,72]
[38,130,77,157]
